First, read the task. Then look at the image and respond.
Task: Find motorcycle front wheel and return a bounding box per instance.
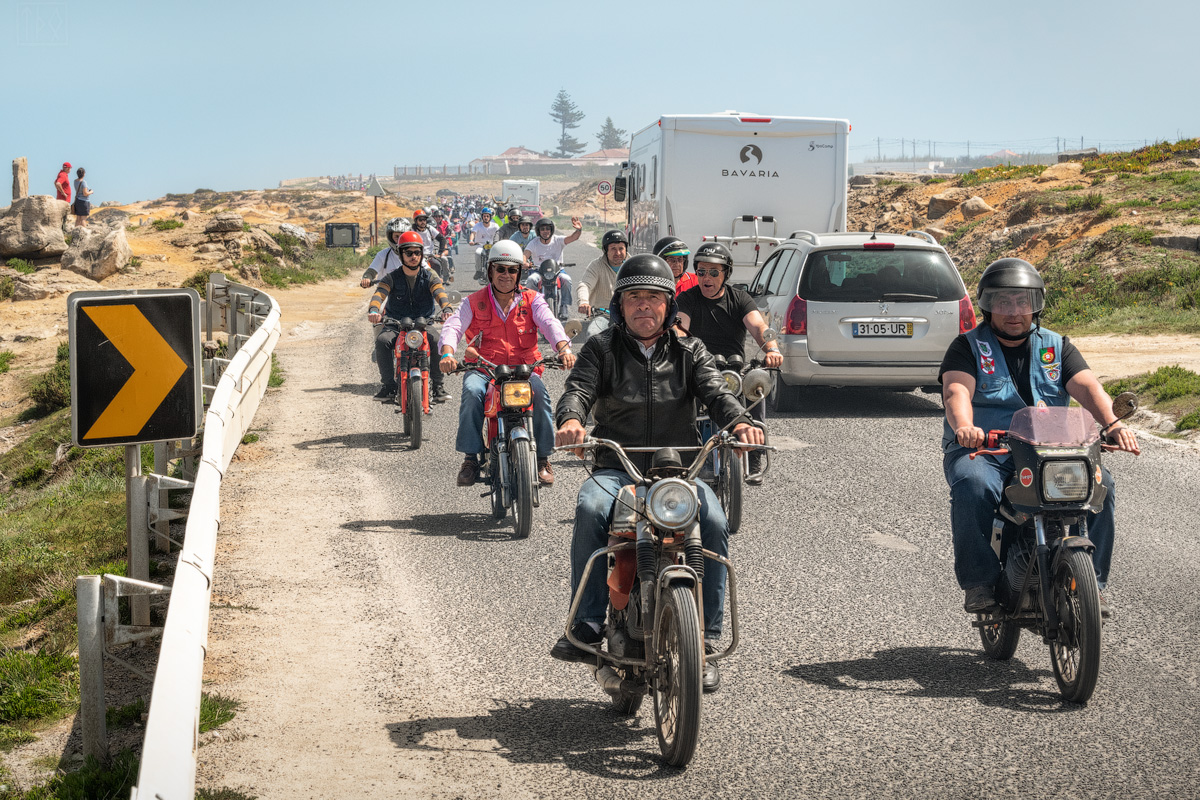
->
[653,584,703,767]
[1050,549,1102,703]
[408,376,422,450]
[509,438,534,539]
[719,447,743,534]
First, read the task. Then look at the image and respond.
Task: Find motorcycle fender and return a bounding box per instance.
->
[408,367,422,379]
[509,426,531,442]
[608,548,636,611]
[1051,534,1095,574]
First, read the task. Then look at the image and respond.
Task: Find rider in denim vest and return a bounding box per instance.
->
[939,259,1140,615]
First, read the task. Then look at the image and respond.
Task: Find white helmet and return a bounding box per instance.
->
[487,239,525,266]
[385,217,409,253]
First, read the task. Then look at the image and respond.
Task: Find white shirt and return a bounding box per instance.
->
[471,221,499,246]
[367,248,401,279]
[524,234,566,265]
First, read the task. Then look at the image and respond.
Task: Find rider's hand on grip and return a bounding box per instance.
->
[956,426,986,449]
[367,312,381,324]
[1105,425,1141,455]
[578,302,591,315]
[556,419,588,459]
[464,346,480,362]
[439,356,457,374]
[732,423,765,447]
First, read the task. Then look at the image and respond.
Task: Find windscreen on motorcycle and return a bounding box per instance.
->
[1007,406,1100,447]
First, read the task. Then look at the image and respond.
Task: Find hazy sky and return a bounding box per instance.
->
[3,0,1196,203]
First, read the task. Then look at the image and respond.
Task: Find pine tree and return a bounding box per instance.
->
[595,117,628,150]
[549,90,587,158]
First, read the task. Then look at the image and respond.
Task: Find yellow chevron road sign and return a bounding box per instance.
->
[68,290,202,447]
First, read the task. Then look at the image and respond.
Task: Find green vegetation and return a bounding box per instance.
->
[253,241,360,289]
[151,219,183,232]
[0,352,13,374]
[182,268,219,293]
[1105,366,1200,431]
[941,219,983,247]
[961,163,1047,186]
[240,433,259,445]
[198,692,240,733]
[1065,192,1105,212]
[0,650,79,726]
[0,749,139,799]
[128,256,142,269]
[1082,138,1200,174]
[268,352,284,387]
[4,260,35,276]
[105,697,146,729]
[0,276,12,301]
[26,344,71,415]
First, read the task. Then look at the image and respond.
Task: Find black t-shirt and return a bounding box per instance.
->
[676,285,758,359]
[938,329,1089,406]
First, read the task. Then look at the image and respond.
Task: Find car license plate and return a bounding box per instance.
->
[852,322,913,337]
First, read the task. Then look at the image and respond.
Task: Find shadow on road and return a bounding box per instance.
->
[786,646,1077,712]
[774,388,943,419]
[294,431,412,452]
[388,697,679,779]
[302,381,380,397]
[343,513,522,542]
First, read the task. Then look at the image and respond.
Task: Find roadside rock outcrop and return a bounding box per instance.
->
[279,223,316,246]
[205,212,244,233]
[0,195,71,259]
[1036,162,1084,182]
[960,197,995,220]
[12,267,100,301]
[927,189,972,219]
[61,224,132,281]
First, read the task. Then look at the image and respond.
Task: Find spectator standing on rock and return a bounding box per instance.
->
[55,162,72,203]
[72,167,93,227]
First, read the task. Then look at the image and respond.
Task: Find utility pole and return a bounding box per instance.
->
[877,137,881,160]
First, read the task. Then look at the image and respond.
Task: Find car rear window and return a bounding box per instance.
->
[799,248,964,303]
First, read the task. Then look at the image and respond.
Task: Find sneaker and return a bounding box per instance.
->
[550,623,603,663]
[703,641,721,694]
[431,385,452,403]
[964,585,999,614]
[746,452,764,486]
[1098,592,1114,621]
[456,458,480,487]
[537,458,554,486]
[373,384,396,400]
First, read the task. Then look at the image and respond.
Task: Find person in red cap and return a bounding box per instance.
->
[55,162,72,203]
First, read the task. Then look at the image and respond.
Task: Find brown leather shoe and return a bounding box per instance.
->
[537,458,554,486]
[457,458,479,487]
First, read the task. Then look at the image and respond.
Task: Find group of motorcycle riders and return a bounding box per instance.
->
[360,207,1140,694]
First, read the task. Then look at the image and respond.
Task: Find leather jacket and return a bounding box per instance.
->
[556,324,751,474]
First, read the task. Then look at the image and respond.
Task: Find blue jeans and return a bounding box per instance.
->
[570,468,729,637]
[455,370,554,458]
[943,450,1117,590]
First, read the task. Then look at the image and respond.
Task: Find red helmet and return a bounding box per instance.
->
[413,209,429,221]
[397,231,423,249]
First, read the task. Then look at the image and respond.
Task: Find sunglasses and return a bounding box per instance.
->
[695,269,724,277]
[401,248,423,258]
[492,265,520,275]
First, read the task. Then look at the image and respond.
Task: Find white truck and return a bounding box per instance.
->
[614,112,850,284]
[500,179,540,209]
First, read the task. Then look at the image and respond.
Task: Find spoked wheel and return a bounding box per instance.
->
[488,443,506,520]
[1050,549,1102,703]
[407,376,422,450]
[509,439,534,539]
[653,584,703,767]
[978,611,1021,660]
[398,382,410,435]
[718,447,743,534]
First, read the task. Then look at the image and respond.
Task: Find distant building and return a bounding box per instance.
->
[467,145,629,177]
[985,149,1019,160]
[851,160,949,176]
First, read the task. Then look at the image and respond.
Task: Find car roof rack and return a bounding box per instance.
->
[787,230,821,246]
[904,229,938,245]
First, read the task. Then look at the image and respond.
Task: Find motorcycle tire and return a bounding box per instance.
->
[978,613,1021,660]
[408,376,422,450]
[510,438,534,539]
[719,447,743,534]
[1049,549,1102,704]
[399,383,410,436]
[653,584,703,767]
[489,443,506,520]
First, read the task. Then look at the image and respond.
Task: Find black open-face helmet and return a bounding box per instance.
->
[535,217,555,238]
[610,254,678,333]
[692,241,733,272]
[653,236,690,260]
[977,257,1045,338]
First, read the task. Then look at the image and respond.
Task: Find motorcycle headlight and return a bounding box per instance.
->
[645,478,699,531]
[501,381,533,408]
[404,330,424,349]
[1042,461,1089,502]
[721,370,742,395]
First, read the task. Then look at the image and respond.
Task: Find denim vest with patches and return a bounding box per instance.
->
[942,325,1066,459]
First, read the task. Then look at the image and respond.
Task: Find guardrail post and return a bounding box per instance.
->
[76,575,107,762]
[153,443,171,553]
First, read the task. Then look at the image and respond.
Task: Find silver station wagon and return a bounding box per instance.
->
[739,230,976,410]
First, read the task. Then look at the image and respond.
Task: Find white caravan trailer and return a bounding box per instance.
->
[501,179,540,208]
[614,112,850,284]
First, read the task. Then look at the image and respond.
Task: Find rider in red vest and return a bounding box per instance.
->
[439,240,576,487]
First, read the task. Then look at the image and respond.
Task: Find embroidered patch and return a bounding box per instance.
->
[1046,368,1060,381]
[1040,359,1060,371]
[1036,400,1049,410]
[1039,347,1056,364]
[978,341,992,357]
[980,355,995,375]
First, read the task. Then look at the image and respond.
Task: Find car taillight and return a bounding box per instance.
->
[739,117,771,123]
[785,296,807,335]
[959,295,977,334]
[863,242,895,250]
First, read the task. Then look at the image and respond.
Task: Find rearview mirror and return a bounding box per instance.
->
[1112,391,1139,421]
[563,319,583,340]
[446,290,462,305]
[761,328,778,343]
[613,176,627,203]
[743,369,774,402]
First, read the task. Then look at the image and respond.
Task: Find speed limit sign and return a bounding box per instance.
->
[597,180,612,196]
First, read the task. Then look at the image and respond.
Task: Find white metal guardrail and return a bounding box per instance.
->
[128,276,281,799]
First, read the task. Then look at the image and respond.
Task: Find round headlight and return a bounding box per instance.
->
[404,330,424,349]
[646,478,699,531]
[721,370,742,395]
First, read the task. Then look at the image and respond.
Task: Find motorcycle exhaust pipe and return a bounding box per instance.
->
[592,663,642,698]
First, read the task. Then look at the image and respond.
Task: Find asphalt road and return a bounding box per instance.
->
[208,238,1200,798]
